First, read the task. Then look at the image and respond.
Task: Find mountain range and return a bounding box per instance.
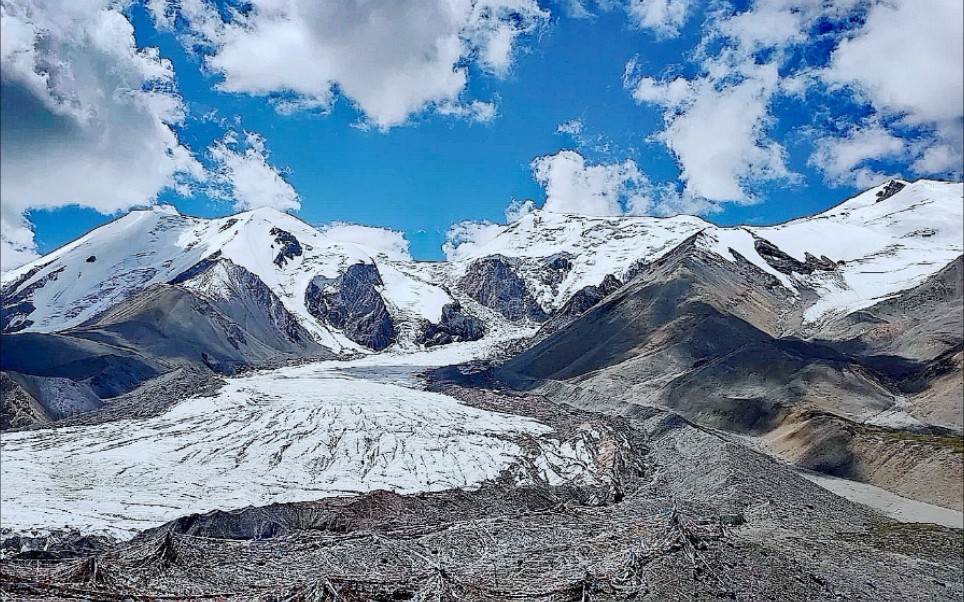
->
[1,178,962,598]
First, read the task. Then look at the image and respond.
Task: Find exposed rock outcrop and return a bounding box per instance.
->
[416,302,485,348]
[305,263,397,351]
[538,252,575,291]
[876,179,906,202]
[270,227,303,267]
[753,236,837,275]
[1,371,51,430]
[1,265,63,333]
[458,255,548,322]
[533,275,624,343]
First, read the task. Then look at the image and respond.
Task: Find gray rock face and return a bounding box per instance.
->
[875,179,905,202]
[538,252,574,292]
[560,274,623,318]
[1,371,51,430]
[0,257,335,430]
[1,264,63,333]
[0,332,161,425]
[458,255,548,322]
[270,227,303,267]
[624,259,649,283]
[305,263,397,351]
[498,242,964,511]
[3,372,103,421]
[753,236,837,275]
[168,251,222,285]
[532,275,624,343]
[416,302,485,348]
[77,259,328,374]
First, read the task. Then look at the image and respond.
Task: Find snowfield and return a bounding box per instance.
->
[2,179,961,348]
[0,360,601,539]
[440,179,963,322]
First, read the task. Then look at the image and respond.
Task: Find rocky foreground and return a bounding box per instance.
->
[2,372,962,600]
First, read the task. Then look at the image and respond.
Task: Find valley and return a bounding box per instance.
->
[1,179,962,599]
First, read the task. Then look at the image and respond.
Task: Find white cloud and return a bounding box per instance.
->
[629,62,791,202]
[556,119,584,136]
[435,99,500,124]
[914,143,962,175]
[627,0,693,38]
[624,0,961,202]
[823,0,963,178]
[505,198,537,222]
[826,0,962,127]
[442,220,506,260]
[624,1,811,203]
[564,0,595,19]
[161,0,547,130]
[0,0,203,271]
[320,223,411,261]
[531,150,653,216]
[555,118,615,156]
[209,131,300,212]
[810,122,906,187]
[0,209,38,272]
[624,1,926,201]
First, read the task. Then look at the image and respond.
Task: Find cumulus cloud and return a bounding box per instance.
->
[0,0,204,271]
[208,131,300,212]
[624,1,816,203]
[810,122,906,188]
[444,148,711,259]
[434,99,500,124]
[505,198,537,222]
[625,0,962,201]
[531,150,653,215]
[442,220,506,260]
[564,0,595,19]
[627,0,693,38]
[556,119,584,137]
[0,209,38,271]
[156,0,547,129]
[320,223,411,261]
[823,0,963,176]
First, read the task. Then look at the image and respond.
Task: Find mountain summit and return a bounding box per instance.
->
[2,179,963,598]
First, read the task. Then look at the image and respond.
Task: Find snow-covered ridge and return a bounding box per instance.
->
[0,206,456,351]
[440,179,963,322]
[753,179,964,322]
[2,179,961,346]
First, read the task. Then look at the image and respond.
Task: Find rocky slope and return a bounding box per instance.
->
[1,178,961,433]
[1,178,962,599]
[494,234,963,510]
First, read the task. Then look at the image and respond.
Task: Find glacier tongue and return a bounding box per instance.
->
[0,359,602,539]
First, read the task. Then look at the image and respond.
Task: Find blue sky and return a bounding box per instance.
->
[2,0,962,266]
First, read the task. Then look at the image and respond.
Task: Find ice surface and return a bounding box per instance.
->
[0,360,599,539]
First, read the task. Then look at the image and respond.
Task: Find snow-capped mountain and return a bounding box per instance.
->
[2,179,961,356]
[0,206,456,353]
[441,179,963,327]
[2,178,963,578]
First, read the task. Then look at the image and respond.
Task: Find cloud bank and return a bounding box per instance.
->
[153,0,548,129]
[209,131,301,212]
[531,150,653,216]
[0,0,203,269]
[321,223,412,261]
[624,0,962,205]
